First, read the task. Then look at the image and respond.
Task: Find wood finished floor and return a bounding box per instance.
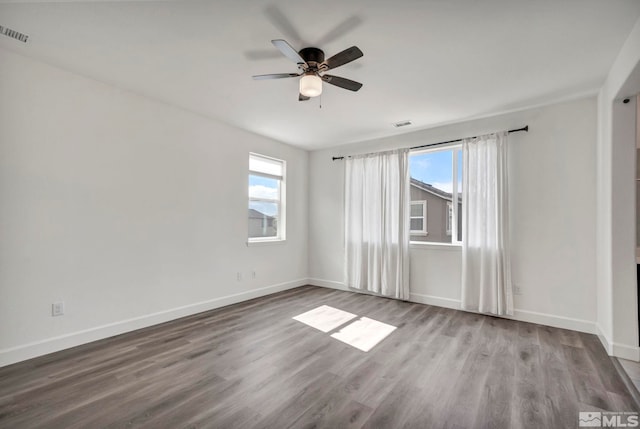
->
[0,286,637,429]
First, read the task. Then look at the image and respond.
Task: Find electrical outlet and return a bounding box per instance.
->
[52,301,64,316]
[514,285,523,296]
[237,272,243,281]
[251,271,256,279]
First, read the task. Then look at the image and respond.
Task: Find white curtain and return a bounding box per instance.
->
[344,149,410,300]
[461,131,513,315]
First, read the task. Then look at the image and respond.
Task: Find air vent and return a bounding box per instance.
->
[0,25,29,43]
[393,120,412,128]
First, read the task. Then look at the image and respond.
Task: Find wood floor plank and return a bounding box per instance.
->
[0,285,636,428]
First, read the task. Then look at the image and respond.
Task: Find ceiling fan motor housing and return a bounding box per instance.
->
[299,47,325,68]
[251,40,363,98]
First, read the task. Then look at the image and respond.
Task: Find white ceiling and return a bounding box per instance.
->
[1,0,639,150]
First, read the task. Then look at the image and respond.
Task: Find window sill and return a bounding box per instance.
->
[410,241,462,251]
[247,239,286,247]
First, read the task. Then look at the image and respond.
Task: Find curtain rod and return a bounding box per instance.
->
[331,125,529,161]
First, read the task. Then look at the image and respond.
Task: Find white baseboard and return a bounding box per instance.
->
[0,278,307,368]
[595,324,640,361]
[410,292,597,334]
[308,278,349,291]
[409,292,461,310]
[512,308,596,334]
[596,324,614,355]
[309,279,597,335]
[8,278,632,367]
[613,342,640,361]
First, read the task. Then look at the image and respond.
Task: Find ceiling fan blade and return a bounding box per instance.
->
[299,93,310,101]
[252,73,300,80]
[321,74,363,91]
[322,46,363,71]
[271,39,306,66]
[315,16,363,46]
[264,5,306,47]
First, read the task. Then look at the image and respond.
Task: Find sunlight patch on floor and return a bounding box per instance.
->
[292,305,357,333]
[330,317,397,352]
[292,305,397,352]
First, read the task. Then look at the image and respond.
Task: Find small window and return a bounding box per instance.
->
[409,146,463,244]
[410,200,427,235]
[248,153,286,242]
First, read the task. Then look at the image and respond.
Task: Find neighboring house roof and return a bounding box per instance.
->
[248,208,274,220]
[410,178,461,202]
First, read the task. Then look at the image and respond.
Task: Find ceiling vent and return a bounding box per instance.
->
[393,120,412,128]
[0,25,29,43]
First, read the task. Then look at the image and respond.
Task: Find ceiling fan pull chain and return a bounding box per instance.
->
[319,93,322,109]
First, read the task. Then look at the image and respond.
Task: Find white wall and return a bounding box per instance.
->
[611,97,638,355]
[596,16,640,360]
[309,97,598,333]
[0,48,308,367]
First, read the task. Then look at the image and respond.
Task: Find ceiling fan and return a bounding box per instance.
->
[252,39,364,101]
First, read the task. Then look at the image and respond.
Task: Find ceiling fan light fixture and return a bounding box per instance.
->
[300,74,322,97]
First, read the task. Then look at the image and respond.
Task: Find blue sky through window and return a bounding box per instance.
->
[410,149,461,193]
[249,175,279,216]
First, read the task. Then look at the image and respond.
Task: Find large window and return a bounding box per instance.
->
[248,153,285,242]
[409,146,462,244]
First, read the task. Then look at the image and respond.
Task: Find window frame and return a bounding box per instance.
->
[409,144,462,246]
[248,153,286,244]
[410,200,428,236]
